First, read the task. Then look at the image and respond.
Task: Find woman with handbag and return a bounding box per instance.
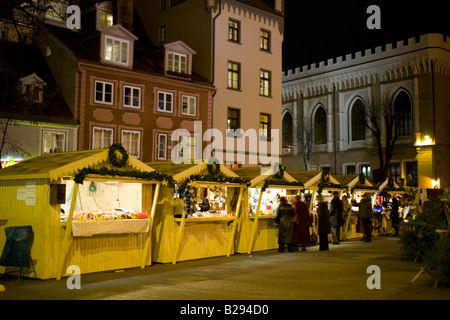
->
[292,195,312,251]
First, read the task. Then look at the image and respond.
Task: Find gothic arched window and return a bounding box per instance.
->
[282,112,293,148]
[314,106,327,145]
[394,91,412,136]
[351,99,366,141]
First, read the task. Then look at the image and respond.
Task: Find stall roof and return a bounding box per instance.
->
[0,149,155,181]
[378,178,404,193]
[230,166,298,188]
[334,174,374,188]
[288,171,323,188]
[146,161,239,182]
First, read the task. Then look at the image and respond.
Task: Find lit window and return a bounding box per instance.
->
[93,127,113,149]
[42,131,65,154]
[227,108,240,132]
[105,36,129,65]
[94,80,114,104]
[158,133,168,160]
[157,91,173,113]
[168,52,187,74]
[227,61,240,90]
[99,10,113,29]
[181,95,196,116]
[260,69,271,96]
[260,113,271,139]
[360,164,371,178]
[121,130,140,158]
[260,29,270,51]
[123,85,141,109]
[228,19,240,42]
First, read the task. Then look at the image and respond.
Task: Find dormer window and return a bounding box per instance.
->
[168,52,187,74]
[100,25,137,69]
[20,73,46,103]
[164,41,196,78]
[105,36,129,65]
[96,1,114,30]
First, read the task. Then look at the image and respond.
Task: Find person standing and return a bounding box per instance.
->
[275,197,295,252]
[391,196,400,236]
[329,191,344,244]
[292,195,312,251]
[359,193,373,242]
[316,194,331,251]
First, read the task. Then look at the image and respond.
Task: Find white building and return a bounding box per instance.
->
[282,33,450,188]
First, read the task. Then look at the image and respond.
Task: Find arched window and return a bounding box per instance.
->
[314,106,327,145]
[394,91,412,136]
[351,99,366,141]
[282,112,293,148]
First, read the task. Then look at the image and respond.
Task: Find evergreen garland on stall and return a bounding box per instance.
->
[73,144,175,187]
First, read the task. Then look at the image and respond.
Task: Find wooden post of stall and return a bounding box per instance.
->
[248,188,263,254]
[141,182,161,268]
[172,200,187,265]
[56,182,79,280]
[227,186,244,257]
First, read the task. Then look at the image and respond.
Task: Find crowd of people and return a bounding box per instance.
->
[275,191,378,253]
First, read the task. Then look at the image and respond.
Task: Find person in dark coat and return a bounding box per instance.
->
[316,194,331,251]
[292,195,312,251]
[391,196,400,236]
[275,197,295,252]
[359,193,373,242]
[329,191,344,244]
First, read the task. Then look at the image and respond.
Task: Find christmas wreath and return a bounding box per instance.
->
[108,143,129,168]
[321,170,330,183]
[206,159,221,175]
[359,172,366,185]
[274,163,285,179]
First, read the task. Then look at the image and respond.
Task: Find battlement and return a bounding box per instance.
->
[283,33,450,81]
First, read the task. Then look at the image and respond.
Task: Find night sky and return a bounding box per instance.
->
[282,0,450,71]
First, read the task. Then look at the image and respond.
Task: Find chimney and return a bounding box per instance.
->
[113,0,134,32]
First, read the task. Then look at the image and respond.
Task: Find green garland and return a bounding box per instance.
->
[317,182,348,194]
[350,185,378,194]
[108,143,129,167]
[73,167,175,188]
[176,174,250,196]
[261,179,303,192]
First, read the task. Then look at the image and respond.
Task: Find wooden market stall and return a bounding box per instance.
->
[334,174,378,239]
[230,166,304,254]
[0,146,171,280]
[289,170,347,236]
[146,160,248,264]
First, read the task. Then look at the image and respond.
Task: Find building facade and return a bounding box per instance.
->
[282,34,450,189]
[41,0,214,162]
[135,0,284,166]
[0,29,79,168]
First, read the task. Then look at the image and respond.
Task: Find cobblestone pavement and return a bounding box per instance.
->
[1,237,449,303]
